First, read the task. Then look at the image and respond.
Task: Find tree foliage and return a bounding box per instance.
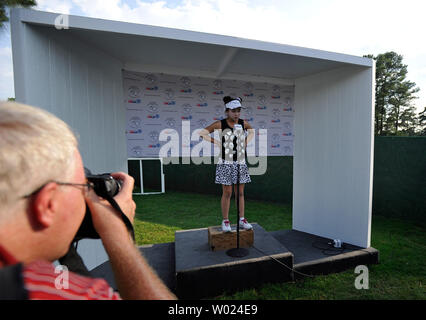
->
[418,107,426,136]
[365,52,421,136]
[0,0,37,28]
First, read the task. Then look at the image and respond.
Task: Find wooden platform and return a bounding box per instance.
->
[208,225,254,251]
[90,225,379,299]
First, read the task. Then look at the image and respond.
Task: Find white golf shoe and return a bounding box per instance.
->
[239,218,253,230]
[222,219,232,232]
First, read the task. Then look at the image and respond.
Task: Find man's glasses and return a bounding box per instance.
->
[22,181,94,199]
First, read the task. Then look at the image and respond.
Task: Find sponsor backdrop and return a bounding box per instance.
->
[123,70,295,158]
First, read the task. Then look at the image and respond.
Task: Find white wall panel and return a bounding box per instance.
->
[11,21,126,174]
[11,18,127,269]
[293,65,374,248]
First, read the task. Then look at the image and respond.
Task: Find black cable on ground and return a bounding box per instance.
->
[238,236,315,278]
[238,233,374,279]
[312,240,373,256]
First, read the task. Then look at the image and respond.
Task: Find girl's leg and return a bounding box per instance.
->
[221,185,233,220]
[233,183,245,218]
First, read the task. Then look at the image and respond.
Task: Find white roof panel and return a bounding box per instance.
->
[15,8,373,83]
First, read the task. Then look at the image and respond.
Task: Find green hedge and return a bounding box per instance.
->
[161,157,293,204]
[372,137,426,222]
[137,137,426,222]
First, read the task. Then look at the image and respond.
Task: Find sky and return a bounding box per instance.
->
[1,0,425,114]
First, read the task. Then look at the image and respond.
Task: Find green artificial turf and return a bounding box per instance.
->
[132,191,425,300]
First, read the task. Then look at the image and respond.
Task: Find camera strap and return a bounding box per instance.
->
[103,194,136,242]
[0,264,28,300]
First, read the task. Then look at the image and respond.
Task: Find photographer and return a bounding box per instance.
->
[0,101,176,300]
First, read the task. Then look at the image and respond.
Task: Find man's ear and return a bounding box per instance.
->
[31,182,59,228]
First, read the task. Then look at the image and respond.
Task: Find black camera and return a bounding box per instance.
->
[73,168,122,240]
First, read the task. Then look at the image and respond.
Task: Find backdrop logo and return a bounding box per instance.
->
[272,133,280,142]
[244,117,254,122]
[147,114,160,119]
[127,99,141,104]
[129,116,142,128]
[284,96,292,107]
[257,95,267,110]
[180,76,192,93]
[258,95,267,104]
[127,129,142,134]
[214,105,223,116]
[244,106,253,115]
[163,88,176,105]
[213,80,222,90]
[147,102,160,119]
[257,121,267,129]
[243,82,254,97]
[197,119,208,128]
[145,74,158,91]
[127,116,142,134]
[147,102,159,113]
[271,85,281,99]
[131,146,143,157]
[165,118,177,128]
[181,103,193,120]
[271,144,280,148]
[212,105,224,120]
[282,132,292,137]
[271,108,281,123]
[283,121,292,130]
[196,91,208,107]
[283,106,293,112]
[212,80,224,95]
[148,131,160,143]
[128,86,141,98]
[148,143,161,148]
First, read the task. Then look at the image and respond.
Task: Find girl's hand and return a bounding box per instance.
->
[213,139,221,147]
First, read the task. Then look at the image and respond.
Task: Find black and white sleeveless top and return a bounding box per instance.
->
[220,118,245,162]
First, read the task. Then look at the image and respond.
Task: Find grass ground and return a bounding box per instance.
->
[133,191,425,300]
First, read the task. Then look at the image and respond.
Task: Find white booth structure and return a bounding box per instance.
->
[10,9,375,270]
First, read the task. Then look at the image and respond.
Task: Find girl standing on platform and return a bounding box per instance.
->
[200,96,254,232]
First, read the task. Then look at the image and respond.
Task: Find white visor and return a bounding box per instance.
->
[225,99,242,110]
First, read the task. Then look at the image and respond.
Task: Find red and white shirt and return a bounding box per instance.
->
[0,245,121,300]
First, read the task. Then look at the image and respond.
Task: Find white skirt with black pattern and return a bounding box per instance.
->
[215,159,251,185]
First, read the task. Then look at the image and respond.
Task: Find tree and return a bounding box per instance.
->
[365,52,420,136]
[418,107,426,136]
[0,0,37,28]
[397,105,418,136]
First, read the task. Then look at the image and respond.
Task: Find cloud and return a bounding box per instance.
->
[0,46,14,100]
[68,0,293,42]
[66,0,426,112]
[36,0,74,14]
[1,0,425,111]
